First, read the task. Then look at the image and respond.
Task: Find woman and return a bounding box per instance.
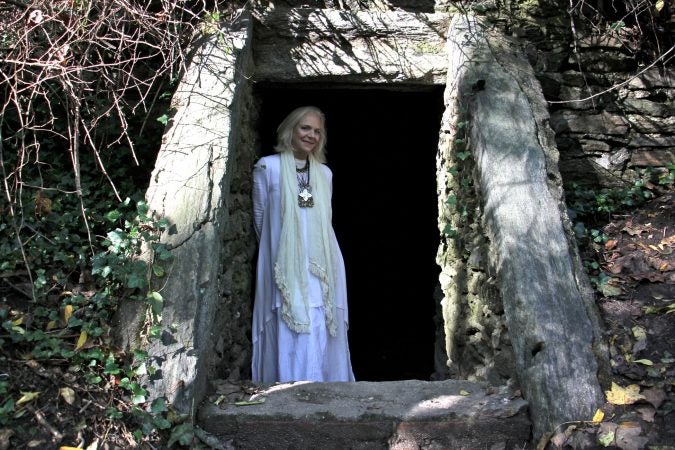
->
[251,106,355,383]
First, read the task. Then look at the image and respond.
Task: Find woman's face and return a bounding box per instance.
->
[291,112,322,158]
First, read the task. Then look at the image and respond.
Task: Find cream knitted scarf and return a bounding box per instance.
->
[274,151,338,337]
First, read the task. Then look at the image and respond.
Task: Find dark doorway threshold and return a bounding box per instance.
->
[254,84,445,381]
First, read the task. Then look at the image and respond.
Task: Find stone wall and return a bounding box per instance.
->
[212,75,258,383]
[450,0,675,186]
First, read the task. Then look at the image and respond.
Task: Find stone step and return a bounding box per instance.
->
[198,379,531,449]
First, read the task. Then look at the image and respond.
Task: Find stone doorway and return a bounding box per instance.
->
[255,84,445,380]
[133,10,606,442]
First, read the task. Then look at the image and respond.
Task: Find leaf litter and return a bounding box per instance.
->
[546,193,674,449]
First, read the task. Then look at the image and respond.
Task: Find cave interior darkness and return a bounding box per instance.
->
[254,84,445,381]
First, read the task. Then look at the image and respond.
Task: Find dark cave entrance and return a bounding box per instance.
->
[255,84,444,381]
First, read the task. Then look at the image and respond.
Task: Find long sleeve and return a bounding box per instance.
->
[252,160,268,241]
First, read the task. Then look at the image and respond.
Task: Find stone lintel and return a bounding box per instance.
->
[252,8,450,84]
[198,380,530,449]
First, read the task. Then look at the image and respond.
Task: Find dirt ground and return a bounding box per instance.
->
[1,194,673,449]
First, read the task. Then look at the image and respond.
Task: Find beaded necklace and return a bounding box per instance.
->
[296,158,313,208]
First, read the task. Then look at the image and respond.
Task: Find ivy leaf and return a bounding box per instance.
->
[456,151,471,161]
[151,397,168,414]
[156,114,169,125]
[85,373,102,384]
[600,283,622,297]
[104,355,121,375]
[148,291,164,316]
[132,393,147,405]
[126,271,147,289]
[443,224,457,238]
[168,423,194,447]
[152,264,165,277]
[105,210,122,222]
[153,416,172,430]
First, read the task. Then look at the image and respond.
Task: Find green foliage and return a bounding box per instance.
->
[566,166,672,294]
[0,169,178,443]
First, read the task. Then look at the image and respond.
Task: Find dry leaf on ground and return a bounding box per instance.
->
[606,383,645,405]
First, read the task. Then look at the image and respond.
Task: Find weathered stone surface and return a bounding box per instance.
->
[442,15,605,440]
[595,147,631,170]
[198,380,530,449]
[253,8,449,83]
[627,114,675,134]
[551,111,630,135]
[569,50,636,73]
[629,133,675,148]
[628,67,675,89]
[577,34,625,49]
[579,139,612,154]
[114,18,256,416]
[629,149,675,167]
[558,84,614,110]
[621,97,674,117]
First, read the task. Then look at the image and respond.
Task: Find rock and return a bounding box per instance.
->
[570,50,636,73]
[628,68,675,89]
[615,422,649,450]
[628,134,675,148]
[551,111,630,135]
[621,97,674,117]
[627,114,675,134]
[629,149,675,167]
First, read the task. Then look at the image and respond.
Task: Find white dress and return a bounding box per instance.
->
[251,154,355,383]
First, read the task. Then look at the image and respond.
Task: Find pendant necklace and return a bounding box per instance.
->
[296,158,314,208]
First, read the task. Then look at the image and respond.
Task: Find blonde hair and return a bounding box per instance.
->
[274,106,327,163]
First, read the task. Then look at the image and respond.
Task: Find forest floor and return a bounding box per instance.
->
[1,193,674,450]
[540,191,675,450]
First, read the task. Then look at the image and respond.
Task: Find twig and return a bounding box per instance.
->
[0,278,33,299]
[0,270,29,278]
[0,128,36,301]
[27,404,64,441]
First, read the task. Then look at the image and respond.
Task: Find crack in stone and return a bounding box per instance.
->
[163,144,220,251]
